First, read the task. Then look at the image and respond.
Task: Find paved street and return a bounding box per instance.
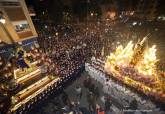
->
[29,71,116,114]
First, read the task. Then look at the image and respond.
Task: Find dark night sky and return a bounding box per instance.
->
[26,0,165,13]
[26,0,165,22]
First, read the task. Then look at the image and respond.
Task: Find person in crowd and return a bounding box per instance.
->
[26,52,34,63]
[94,86,100,101]
[101,95,106,105]
[87,91,96,113]
[75,85,82,100]
[83,77,91,89]
[89,83,95,93]
[104,96,112,113]
[130,98,138,111]
[97,107,105,114]
[0,56,5,70]
[61,90,69,105]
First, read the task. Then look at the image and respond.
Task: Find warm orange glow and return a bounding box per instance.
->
[106,11,116,20]
[105,38,158,77]
[136,45,158,76]
[104,37,165,99]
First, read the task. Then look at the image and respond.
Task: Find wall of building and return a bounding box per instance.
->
[0,0,38,44]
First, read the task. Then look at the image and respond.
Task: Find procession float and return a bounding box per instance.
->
[104,34,165,102]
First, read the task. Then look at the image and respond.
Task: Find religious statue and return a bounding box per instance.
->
[17,48,29,71]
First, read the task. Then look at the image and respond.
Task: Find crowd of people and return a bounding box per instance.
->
[0,42,86,114]
[38,74,113,114]
[0,16,165,113]
[83,77,113,114]
[0,20,103,114]
[86,59,165,114]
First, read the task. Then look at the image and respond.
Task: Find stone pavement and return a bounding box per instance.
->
[28,71,120,114]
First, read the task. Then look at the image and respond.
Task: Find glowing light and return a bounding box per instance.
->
[105,40,158,76]
[107,11,116,20]
[104,37,165,95]
[105,36,158,78]
[130,11,134,15]
[105,41,134,69]
[136,45,158,76]
[0,18,5,24]
[55,32,58,36]
[91,13,94,16]
[132,22,137,26]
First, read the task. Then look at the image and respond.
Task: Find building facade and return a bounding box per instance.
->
[0,0,37,44]
[136,0,157,20]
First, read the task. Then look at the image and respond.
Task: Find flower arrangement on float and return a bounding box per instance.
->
[104,35,165,102]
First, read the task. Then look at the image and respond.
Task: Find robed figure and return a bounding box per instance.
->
[17,48,29,70]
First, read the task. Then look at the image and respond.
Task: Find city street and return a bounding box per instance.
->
[0,0,165,113]
[29,71,120,114]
